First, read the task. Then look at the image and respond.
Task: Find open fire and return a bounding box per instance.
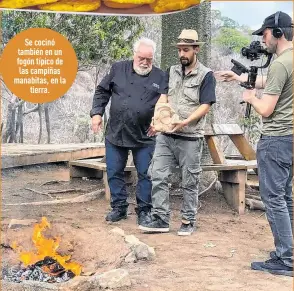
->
[3,217,82,283]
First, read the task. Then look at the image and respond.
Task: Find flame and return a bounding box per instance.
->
[12,217,82,276]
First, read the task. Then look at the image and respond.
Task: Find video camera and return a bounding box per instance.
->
[240,41,270,61]
[230,41,273,118]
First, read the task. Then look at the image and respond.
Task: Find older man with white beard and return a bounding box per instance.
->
[90,38,168,225]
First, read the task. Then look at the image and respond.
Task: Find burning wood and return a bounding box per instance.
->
[4,217,82,284]
[2,257,75,283]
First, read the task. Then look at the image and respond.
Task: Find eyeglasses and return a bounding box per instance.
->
[137,56,153,63]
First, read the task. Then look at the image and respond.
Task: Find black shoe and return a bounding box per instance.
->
[251,258,293,277]
[138,215,169,233]
[270,251,278,260]
[105,208,127,222]
[137,209,152,226]
[177,222,194,236]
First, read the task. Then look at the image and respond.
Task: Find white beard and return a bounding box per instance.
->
[133,65,152,76]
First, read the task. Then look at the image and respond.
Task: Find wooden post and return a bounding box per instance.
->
[219,169,247,214]
[229,134,256,160]
[204,136,226,164]
[103,171,111,201]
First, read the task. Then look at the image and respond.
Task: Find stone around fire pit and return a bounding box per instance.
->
[1,280,59,291]
[2,225,154,290]
[124,234,156,261]
[2,268,131,290]
[109,229,156,262]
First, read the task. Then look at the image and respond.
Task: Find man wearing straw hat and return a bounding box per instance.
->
[141,29,216,236]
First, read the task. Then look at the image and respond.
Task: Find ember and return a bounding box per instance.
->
[3,257,75,283]
[5,217,82,283]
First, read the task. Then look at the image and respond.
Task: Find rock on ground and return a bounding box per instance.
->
[8,219,38,229]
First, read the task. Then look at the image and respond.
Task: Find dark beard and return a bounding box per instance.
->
[180,57,192,66]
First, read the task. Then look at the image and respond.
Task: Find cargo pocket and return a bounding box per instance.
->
[183,166,202,188]
[183,82,200,102]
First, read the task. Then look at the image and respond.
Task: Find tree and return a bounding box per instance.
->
[213,27,250,54]
[222,16,239,29]
[211,9,223,37]
[1,11,144,143]
[211,9,240,37]
[161,3,212,70]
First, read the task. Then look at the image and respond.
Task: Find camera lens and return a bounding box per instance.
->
[241,47,247,57]
[250,41,260,48]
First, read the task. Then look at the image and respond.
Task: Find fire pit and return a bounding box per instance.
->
[2,217,81,284]
[3,256,75,283]
[2,218,155,290]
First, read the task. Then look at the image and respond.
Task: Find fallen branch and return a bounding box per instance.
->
[25,188,54,199]
[47,188,83,194]
[4,189,104,206]
[1,243,13,250]
[245,198,265,211]
[40,180,64,186]
[245,194,261,201]
[26,187,83,197]
[199,177,218,196]
[246,191,260,197]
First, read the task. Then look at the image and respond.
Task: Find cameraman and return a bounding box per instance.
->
[215,11,293,277]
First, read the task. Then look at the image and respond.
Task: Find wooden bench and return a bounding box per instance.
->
[69,124,258,215]
[70,158,257,214]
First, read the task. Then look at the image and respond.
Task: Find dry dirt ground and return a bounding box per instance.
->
[1,164,292,291]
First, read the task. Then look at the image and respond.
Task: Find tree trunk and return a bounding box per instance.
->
[161,3,212,70]
[38,104,42,144]
[161,3,213,164]
[15,101,24,143]
[4,103,17,143]
[44,103,51,144]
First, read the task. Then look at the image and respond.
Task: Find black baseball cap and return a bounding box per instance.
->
[252,11,293,35]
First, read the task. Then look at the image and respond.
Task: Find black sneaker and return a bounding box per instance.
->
[137,209,152,226]
[177,222,194,236]
[138,215,169,233]
[105,208,127,222]
[270,251,278,260]
[251,258,293,277]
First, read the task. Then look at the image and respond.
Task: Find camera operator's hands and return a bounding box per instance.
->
[243,89,256,104]
[214,71,240,82]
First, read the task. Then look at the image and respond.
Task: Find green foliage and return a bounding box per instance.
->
[2,11,144,69]
[213,27,250,53]
[211,9,221,20]
[222,16,239,29]
[211,9,239,29]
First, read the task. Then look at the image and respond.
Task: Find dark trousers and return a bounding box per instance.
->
[105,138,154,211]
[257,134,293,267]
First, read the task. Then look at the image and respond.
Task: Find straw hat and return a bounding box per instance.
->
[175,29,205,46]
